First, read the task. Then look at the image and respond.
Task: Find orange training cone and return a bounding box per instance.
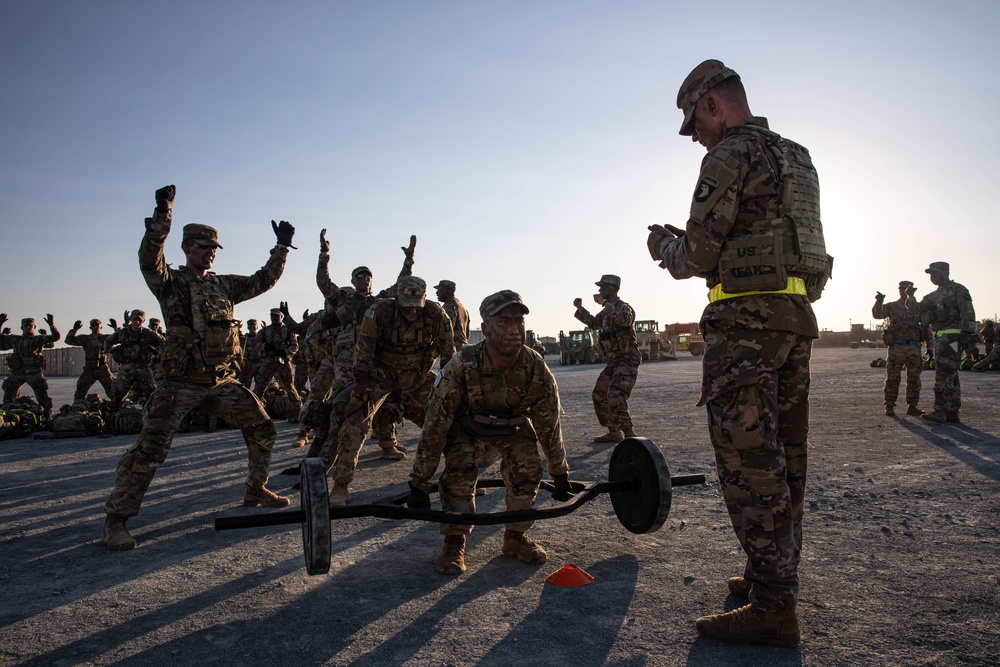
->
[546,564,594,587]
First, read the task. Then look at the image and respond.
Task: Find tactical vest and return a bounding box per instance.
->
[598,303,638,356]
[335,294,375,353]
[373,306,433,371]
[717,125,833,302]
[161,271,240,374]
[460,344,547,437]
[6,338,45,372]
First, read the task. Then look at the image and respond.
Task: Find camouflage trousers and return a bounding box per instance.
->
[75,364,114,401]
[883,343,922,408]
[436,427,544,536]
[592,357,639,432]
[701,323,811,613]
[331,373,434,485]
[931,334,962,413]
[111,363,156,408]
[294,359,309,397]
[239,358,260,388]
[2,369,52,413]
[105,378,276,518]
[306,356,337,402]
[254,358,302,411]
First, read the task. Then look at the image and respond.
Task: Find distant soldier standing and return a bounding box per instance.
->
[327,276,455,506]
[648,60,833,646]
[239,319,262,388]
[872,281,924,416]
[102,184,294,551]
[919,262,976,424]
[253,306,302,421]
[0,313,60,423]
[408,290,572,575]
[435,280,470,350]
[65,318,115,401]
[572,274,640,442]
[108,309,164,408]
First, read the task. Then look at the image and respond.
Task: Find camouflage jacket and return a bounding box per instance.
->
[574,298,640,362]
[255,324,298,362]
[872,297,923,341]
[919,281,976,334]
[0,330,60,371]
[440,296,470,349]
[353,299,456,392]
[108,325,164,365]
[140,207,287,381]
[65,331,113,368]
[661,117,819,337]
[411,342,569,484]
[306,312,339,366]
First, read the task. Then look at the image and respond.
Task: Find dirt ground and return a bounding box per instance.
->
[1,347,998,666]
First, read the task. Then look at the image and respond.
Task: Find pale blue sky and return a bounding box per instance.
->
[2,1,998,340]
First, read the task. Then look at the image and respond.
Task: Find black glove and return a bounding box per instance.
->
[155,184,176,212]
[279,301,290,319]
[552,474,574,502]
[44,313,55,328]
[1,328,9,335]
[73,320,83,331]
[875,292,885,302]
[109,318,118,330]
[271,220,297,249]
[406,483,431,509]
[958,332,970,351]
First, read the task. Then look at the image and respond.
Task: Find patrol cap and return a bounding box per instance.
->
[926,261,950,274]
[182,223,223,249]
[898,280,914,289]
[595,274,621,288]
[129,309,145,320]
[396,276,427,308]
[149,317,161,325]
[480,290,530,319]
[434,279,456,291]
[21,317,34,327]
[677,59,739,136]
[89,318,101,326]
[269,307,282,315]
[352,266,372,279]
[247,319,258,326]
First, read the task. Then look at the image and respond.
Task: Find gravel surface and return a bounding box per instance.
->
[1,348,998,666]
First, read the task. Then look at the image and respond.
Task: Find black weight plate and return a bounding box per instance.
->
[301,457,331,575]
[608,437,672,534]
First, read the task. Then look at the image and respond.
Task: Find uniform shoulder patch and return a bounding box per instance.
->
[364,307,376,319]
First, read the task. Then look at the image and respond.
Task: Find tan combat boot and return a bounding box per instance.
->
[379,439,407,460]
[921,410,949,423]
[593,429,623,443]
[102,515,137,551]
[293,429,309,447]
[501,529,547,564]
[436,535,467,575]
[727,576,752,599]
[622,427,637,438]
[884,405,895,416]
[695,603,800,648]
[243,486,291,508]
[905,405,923,416]
[328,482,350,507]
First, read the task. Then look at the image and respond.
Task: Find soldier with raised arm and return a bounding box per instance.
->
[65,318,115,401]
[0,313,61,424]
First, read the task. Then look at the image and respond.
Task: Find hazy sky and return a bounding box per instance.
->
[2,1,998,341]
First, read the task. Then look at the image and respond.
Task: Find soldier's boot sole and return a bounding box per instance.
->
[695,604,800,648]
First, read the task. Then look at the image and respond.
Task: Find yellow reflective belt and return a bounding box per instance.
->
[707,277,807,303]
[935,328,962,337]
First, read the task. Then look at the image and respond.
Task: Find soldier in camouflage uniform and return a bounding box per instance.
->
[101,184,294,551]
[253,306,302,422]
[0,313,60,423]
[647,60,833,647]
[108,309,164,409]
[327,275,456,506]
[304,296,341,403]
[918,262,976,424]
[408,290,572,575]
[872,281,924,416]
[65,318,115,401]
[316,228,414,455]
[239,319,262,388]
[434,280,470,350]
[573,274,641,442]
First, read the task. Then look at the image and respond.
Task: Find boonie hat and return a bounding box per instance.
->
[595,274,621,288]
[396,276,427,308]
[182,223,223,249]
[352,266,372,279]
[434,280,456,291]
[480,290,530,319]
[926,261,950,273]
[677,59,739,136]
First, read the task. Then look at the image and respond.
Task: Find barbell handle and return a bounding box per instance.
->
[214,473,706,531]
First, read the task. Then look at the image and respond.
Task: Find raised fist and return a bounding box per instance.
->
[875,292,885,301]
[155,185,176,211]
[573,298,583,309]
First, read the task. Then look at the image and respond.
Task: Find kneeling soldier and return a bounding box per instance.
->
[407,290,573,575]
